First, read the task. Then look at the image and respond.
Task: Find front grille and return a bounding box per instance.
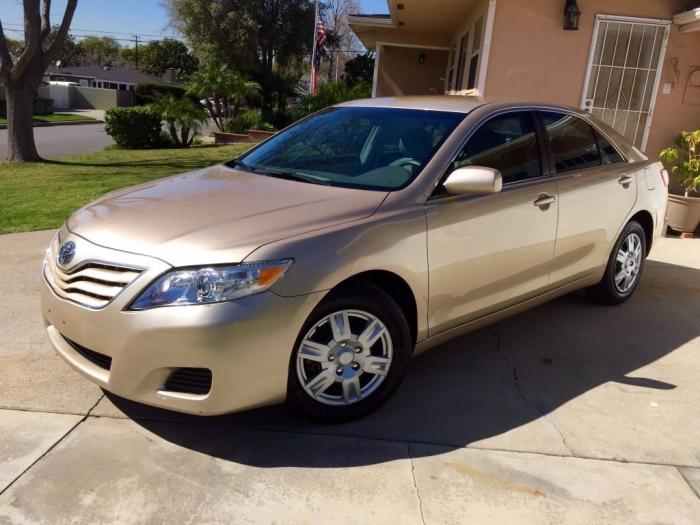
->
[63,336,112,371]
[164,368,213,395]
[45,255,143,309]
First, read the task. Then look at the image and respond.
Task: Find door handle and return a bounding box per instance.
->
[533,193,556,208]
[618,174,634,186]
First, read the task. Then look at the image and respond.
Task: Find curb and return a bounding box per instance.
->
[0,119,103,130]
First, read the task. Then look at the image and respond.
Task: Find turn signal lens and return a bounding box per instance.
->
[130,259,293,310]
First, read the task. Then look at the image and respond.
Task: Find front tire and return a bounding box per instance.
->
[587,221,646,305]
[287,283,411,422]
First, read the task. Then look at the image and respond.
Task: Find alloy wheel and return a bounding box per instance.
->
[614,232,643,293]
[295,309,393,406]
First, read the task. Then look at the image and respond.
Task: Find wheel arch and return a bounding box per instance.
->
[628,209,654,255]
[328,270,418,346]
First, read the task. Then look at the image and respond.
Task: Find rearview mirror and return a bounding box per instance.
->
[443,166,503,195]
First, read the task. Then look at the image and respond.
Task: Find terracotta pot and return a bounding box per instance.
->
[666,193,700,233]
[247,129,276,141]
[213,132,252,144]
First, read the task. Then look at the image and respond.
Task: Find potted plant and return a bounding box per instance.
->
[660,130,700,235]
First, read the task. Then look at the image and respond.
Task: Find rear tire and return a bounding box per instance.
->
[587,221,646,305]
[287,283,411,422]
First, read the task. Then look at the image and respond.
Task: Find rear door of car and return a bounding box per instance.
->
[426,110,559,336]
[537,110,637,285]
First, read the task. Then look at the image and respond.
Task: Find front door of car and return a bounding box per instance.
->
[426,111,558,336]
[537,111,637,285]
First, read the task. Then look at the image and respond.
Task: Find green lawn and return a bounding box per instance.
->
[0,144,251,234]
[0,114,96,125]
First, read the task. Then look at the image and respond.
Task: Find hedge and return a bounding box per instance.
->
[104,106,164,149]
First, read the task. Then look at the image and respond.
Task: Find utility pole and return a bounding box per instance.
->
[134,35,139,69]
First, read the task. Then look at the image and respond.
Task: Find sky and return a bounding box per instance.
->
[0,0,389,45]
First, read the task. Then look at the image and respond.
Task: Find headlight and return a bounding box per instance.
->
[130,259,292,310]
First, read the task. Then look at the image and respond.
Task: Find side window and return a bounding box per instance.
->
[541,111,601,174]
[594,129,625,165]
[452,112,542,184]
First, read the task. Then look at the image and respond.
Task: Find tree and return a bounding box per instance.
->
[187,61,260,131]
[138,39,198,79]
[0,0,79,161]
[47,27,83,67]
[150,94,208,147]
[79,36,120,67]
[168,0,314,110]
[321,0,360,82]
[344,52,374,86]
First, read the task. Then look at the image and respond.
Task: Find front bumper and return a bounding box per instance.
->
[41,231,322,415]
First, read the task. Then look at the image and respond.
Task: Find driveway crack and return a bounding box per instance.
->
[407,443,427,525]
[0,393,104,497]
[490,328,574,456]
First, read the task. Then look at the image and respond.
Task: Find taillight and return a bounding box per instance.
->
[660,169,669,187]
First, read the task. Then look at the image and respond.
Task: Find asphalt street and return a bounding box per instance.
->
[0,123,113,159]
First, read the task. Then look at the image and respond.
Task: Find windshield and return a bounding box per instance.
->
[232,107,466,190]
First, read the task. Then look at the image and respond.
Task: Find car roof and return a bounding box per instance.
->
[334,96,646,161]
[336,95,486,113]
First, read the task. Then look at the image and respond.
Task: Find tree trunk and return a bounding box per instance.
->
[5,85,41,162]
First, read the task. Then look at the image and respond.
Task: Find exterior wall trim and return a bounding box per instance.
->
[374,41,451,51]
[476,0,497,99]
[372,44,382,97]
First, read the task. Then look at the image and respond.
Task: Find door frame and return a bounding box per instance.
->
[579,14,671,151]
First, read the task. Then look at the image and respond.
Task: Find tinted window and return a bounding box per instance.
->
[594,129,625,165]
[238,107,464,191]
[541,111,601,174]
[452,112,542,184]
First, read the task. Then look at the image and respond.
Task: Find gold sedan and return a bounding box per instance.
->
[41,97,669,421]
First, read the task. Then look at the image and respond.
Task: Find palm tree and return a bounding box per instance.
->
[187,62,260,131]
[150,95,209,147]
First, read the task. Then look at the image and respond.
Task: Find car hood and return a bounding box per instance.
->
[67,165,388,266]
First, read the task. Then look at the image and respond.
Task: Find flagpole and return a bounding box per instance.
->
[310,0,320,95]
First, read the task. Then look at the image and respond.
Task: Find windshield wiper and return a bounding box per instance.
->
[256,168,331,186]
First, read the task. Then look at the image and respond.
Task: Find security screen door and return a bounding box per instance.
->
[581,15,670,150]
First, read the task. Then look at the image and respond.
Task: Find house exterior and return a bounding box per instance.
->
[348,0,700,167]
[47,66,180,92]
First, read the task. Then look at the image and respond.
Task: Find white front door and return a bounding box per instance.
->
[580,15,670,150]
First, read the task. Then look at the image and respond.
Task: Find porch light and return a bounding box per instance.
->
[564,0,581,30]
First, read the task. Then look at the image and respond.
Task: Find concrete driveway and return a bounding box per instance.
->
[0,230,698,524]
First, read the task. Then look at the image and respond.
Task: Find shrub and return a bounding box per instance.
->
[257,121,275,132]
[133,82,198,106]
[104,106,163,149]
[223,109,260,134]
[149,94,209,148]
[301,81,371,113]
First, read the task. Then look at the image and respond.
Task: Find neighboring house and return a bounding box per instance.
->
[46,66,181,92]
[348,0,700,159]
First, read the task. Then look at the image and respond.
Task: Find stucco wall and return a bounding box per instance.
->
[69,86,118,110]
[484,0,700,165]
[376,46,449,97]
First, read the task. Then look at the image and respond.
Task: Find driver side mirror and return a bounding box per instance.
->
[443,166,503,195]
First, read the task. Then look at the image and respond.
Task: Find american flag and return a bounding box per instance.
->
[310,20,327,95]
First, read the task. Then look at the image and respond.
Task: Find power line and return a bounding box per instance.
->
[1,27,170,45]
[1,21,178,40]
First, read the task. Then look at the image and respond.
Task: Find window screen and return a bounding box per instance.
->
[541,111,601,174]
[452,112,542,184]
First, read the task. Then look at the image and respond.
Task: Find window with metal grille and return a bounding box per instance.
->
[581,15,670,150]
